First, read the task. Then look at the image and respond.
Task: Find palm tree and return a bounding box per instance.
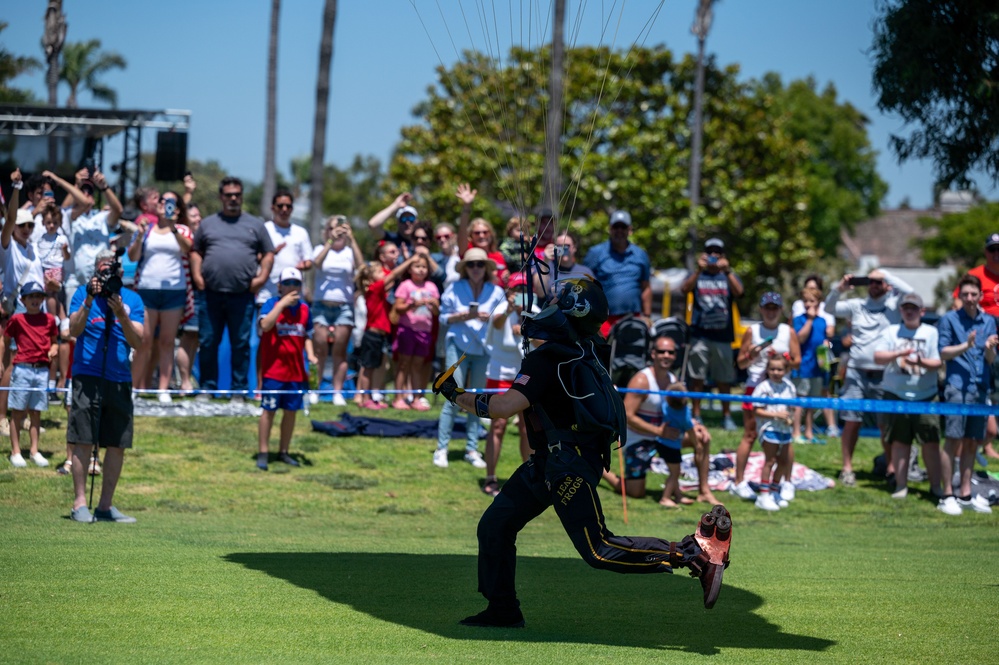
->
[59,39,126,108]
[42,0,67,105]
[0,22,41,103]
[262,0,281,214]
[309,0,337,241]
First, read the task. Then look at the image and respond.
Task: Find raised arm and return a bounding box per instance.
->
[455,183,476,258]
[367,192,411,238]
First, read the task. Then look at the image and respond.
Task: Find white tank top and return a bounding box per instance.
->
[136,230,184,290]
[625,366,678,444]
[746,322,793,387]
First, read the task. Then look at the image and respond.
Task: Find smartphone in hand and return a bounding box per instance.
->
[468,302,479,316]
[849,276,870,287]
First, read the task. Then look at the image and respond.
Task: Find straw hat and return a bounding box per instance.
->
[456,247,497,275]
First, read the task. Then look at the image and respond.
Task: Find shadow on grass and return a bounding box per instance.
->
[224,552,835,655]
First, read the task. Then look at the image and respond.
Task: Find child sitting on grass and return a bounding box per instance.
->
[751,355,797,511]
[257,268,318,471]
[1,282,58,468]
[658,382,695,508]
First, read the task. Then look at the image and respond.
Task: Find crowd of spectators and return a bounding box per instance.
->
[1,167,997,514]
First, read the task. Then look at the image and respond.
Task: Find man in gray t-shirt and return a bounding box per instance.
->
[190,177,274,398]
[825,268,913,487]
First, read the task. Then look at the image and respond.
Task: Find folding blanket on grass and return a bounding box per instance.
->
[312,413,484,439]
[647,451,835,493]
[133,398,261,418]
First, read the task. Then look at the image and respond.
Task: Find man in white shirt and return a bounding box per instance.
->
[258,189,313,305]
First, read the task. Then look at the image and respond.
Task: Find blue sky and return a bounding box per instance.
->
[3,0,980,208]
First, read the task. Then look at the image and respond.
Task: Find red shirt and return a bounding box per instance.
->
[3,312,57,364]
[259,299,312,382]
[953,264,999,316]
[365,279,392,334]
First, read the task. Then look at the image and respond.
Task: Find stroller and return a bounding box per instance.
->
[607,315,652,388]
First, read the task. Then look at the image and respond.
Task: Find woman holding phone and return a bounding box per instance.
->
[129,190,192,399]
[435,248,505,469]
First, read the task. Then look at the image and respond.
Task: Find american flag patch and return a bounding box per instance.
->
[514,374,530,386]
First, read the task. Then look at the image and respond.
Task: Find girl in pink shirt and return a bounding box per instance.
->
[391,254,439,410]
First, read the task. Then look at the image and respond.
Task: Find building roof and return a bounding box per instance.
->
[840,207,943,268]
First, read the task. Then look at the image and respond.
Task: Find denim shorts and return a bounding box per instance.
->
[312,301,355,328]
[9,365,49,412]
[943,384,986,441]
[136,288,186,311]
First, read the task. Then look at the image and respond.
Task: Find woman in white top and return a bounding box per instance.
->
[730,292,801,498]
[128,190,192,395]
[435,248,506,469]
[312,216,362,405]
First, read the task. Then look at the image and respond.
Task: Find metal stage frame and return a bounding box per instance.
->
[0,105,190,202]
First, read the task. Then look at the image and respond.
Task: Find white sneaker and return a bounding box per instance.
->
[433,448,449,468]
[332,393,347,406]
[825,424,841,438]
[891,487,908,499]
[777,497,789,508]
[158,392,172,404]
[464,450,487,469]
[779,481,796,503]
[755,492,780,511]
[9,453,27,468]
[958,495,993,514]
[307,391,319,405]
[30,452,49,467]
[729,480,757,501]
[937,496,962,516]
[722,416,737,431]
[415,397,431,410]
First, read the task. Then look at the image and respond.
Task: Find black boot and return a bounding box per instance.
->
[459,603,526,628]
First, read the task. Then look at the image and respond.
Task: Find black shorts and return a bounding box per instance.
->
[67,375,134,449]
[358,330,390,369]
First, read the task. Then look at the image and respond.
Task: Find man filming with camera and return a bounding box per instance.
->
[66,250,144,523]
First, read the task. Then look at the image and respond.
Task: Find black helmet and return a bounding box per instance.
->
[553,277,608,339]
[521,277,608,344]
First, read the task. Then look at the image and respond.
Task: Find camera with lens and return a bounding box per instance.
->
[94,249,125,298]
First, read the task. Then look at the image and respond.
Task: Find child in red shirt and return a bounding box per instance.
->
[256,268,317,471]
[354,251,422,409]
[1,283,58,468]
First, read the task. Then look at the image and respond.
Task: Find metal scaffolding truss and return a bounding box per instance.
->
[0,104,191,200]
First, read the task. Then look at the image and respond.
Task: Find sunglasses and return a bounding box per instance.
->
[987,246,999,253]
[281,280,302,287]
[867,279,885,285]
[223,192,242,198]
[274,203,293,210]
[413,235,430,242]
[18,222,36,229]
[652,348,676,355]
[472,230,491,236]
[399,216,416,224]
[435,233,452,240]
[466,261,486,268]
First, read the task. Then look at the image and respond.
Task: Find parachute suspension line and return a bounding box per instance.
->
[557,341,596,401]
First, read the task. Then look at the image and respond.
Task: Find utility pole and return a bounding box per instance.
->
[541,0,565,225]
[687,0,715,273]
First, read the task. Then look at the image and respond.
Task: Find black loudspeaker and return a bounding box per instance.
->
[154,131,188,182]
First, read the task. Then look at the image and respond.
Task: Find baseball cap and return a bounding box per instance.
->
[507,271,528,289]
[900,292,924,309]
[20,281,45,297]
[705,237,725,251]
[396,205,418,221]
[15,209,34,225]
[609,210,632,227]
[986,232,999,248]
[759,291,783,308]
[280,267,303,283]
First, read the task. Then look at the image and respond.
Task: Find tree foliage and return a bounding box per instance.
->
[917,202,999,270]
[388,45,822,301]
[757,74,887,257]
[0,21,41,104]
[59,39,126,108]
[871,0,999,188]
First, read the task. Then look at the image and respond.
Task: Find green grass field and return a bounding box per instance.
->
[1,401,996,664]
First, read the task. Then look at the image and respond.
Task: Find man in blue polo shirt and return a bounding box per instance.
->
[583,210,651,337]
[937,273,998,516]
